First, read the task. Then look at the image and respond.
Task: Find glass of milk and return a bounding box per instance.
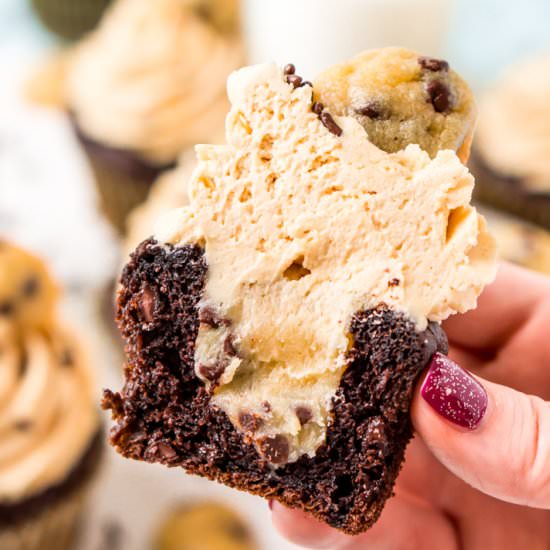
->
[242,0,452,77]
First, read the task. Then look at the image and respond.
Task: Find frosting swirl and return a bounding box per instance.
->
[476,54,550,192]
[0,322,98,503]
[67,0,242,164]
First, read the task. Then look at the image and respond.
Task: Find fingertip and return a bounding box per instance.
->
[270,502,347,549]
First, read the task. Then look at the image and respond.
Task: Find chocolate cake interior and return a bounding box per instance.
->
[103,238,448,534]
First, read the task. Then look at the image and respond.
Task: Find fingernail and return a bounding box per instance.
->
[268,499,274,511]
[421,352,487,430]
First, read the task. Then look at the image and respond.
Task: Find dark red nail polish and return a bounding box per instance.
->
[268,499,274,511]
[421,353,487,430]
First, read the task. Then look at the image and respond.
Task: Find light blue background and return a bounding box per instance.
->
[1,0,550,88]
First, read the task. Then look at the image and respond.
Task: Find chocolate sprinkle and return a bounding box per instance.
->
[312,102,324,115]
[283,63,296,76]
[418,56,449,72]
[286,74,303,88]
[320,111,343,136]
[258,434,289,465]
[426,80,453,114]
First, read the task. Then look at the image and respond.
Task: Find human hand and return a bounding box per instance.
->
[271,263,550,549]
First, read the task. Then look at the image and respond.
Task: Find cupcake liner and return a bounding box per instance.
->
[0,486,88,550]
[0,431,103,550]
[470,152,550,231]
[73,124,173,234]
[31,0,112,41]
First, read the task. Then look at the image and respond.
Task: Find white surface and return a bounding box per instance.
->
[0,45,299,550]
[243,0,452,77]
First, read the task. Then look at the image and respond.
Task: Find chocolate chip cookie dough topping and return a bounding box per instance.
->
[155,60,496,467]
[314,47,476,159]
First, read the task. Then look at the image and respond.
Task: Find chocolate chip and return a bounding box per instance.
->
[355,101,386,119]
[157,442,177,459]
[140,285,155,323]
[0,301,14,316]
[295,406,313,426]
[197,362,226,383]
[388,278,400,287]
[419,56,449,72]
[22,277,39,298]
[14,419,32,431]
[223,334,237,357]
[286,74,303,88]
[320,111,343,136]
[311,102,324,115]
[238,411,263,433]
[283,63,296,76]
[261,401,272,413]
[258,434,289,465]
[198,306,228,329]
[60,349,74,367]
[426,80,453,114]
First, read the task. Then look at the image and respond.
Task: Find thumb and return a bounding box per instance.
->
[412,353,550,508]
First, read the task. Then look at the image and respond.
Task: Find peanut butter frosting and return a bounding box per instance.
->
[476,54,550,193]
[67,0,242,164]
[155,62,497,464]
[0,243,99,502]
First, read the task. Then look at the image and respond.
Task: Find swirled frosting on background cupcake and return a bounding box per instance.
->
[0,243,99,503]
[476,54,550,193]
[67,0,243,165]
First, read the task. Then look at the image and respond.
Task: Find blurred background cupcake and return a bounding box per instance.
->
[0,242,103,550]
[470,53,550,231]
[31,0,112,41]
[66,0,242,233]
[28,0,243,234]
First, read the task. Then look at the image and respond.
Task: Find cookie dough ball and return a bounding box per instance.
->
[0,241,59,330]
[314,47,476,162]
[154,501,257,550]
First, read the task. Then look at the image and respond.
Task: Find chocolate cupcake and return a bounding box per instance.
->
[64,0,242,233]
[0,242,102,550]
[31,0,111,41]
[103,57,496,534]
[471,54,550,230]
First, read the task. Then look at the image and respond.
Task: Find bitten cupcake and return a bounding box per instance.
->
[471,53,550,230]
[64,0,242,233]
[31,0,112,41]
[0,242,102,550]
